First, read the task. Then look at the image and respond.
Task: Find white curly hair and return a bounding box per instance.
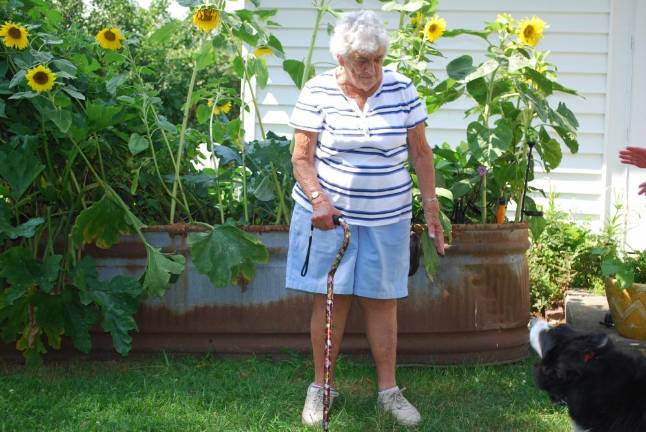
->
[329,10,389,59]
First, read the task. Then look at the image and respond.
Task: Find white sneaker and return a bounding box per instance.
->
[301,383,339,426]
[378,387,422,427]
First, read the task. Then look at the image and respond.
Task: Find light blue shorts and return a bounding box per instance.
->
[285,204,411,299]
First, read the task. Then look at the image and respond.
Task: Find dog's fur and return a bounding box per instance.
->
[529,319,646,432]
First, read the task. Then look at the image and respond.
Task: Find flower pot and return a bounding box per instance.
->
[20,223,530,365]
[605,278,646,340]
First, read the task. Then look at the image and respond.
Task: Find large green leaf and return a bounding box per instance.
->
[188,225,269,288]
[86,102,122,130]
[47,108,72,133]
[420,228,440,281]
[71,194,134,249]
[128,133,149,156]
[523,68,553,96]
[552,125,579,154]
[149,21,182,44]
[141,245,185,297]
[72,257,142,355]
[62,286,97,353]
[0,248,62,302]
[0,146,44,200]
[446,55,476,81]
[283,59,312,89]
[0,201,43,242]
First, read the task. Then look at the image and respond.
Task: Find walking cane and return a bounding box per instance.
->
[323,215,351,432]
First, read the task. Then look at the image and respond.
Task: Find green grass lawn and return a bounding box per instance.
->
[0,353,570,432]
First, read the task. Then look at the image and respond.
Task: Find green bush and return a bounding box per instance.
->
[527,198,604,312]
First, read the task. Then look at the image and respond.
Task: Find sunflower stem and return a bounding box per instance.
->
[169,38,202,224]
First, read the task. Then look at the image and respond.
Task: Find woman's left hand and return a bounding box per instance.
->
[424,200,445,256]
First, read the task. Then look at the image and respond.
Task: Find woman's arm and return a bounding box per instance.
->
[291,129,340,229]
[408,123,445,255]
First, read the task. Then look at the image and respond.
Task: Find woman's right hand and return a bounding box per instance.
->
[311,197,341,230]
[619,146,646,168]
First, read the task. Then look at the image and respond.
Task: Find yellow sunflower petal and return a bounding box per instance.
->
[96,27,125,50]
[0,21,29,50]
[518,16,546,47]
[192,7,221,32]
[423,16,447,43]
[253,47,273,58]
[411,12,423,29]
[26,64,57,93]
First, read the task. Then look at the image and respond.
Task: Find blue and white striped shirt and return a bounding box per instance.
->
[289,67,428,226]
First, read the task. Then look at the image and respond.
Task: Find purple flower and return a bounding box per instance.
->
[477,165,488,177]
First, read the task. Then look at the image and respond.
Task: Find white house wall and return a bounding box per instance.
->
[246,0,645,242]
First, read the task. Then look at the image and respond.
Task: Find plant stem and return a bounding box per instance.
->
[302,6,325,89]
[169,39,202,224]
[270,162,289,224]
[208,95,226,225]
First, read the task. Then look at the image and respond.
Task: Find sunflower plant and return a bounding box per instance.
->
[424,14,580,234]
[0,0,292,365]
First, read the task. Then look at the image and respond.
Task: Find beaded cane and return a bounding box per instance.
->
[323,215,351,432]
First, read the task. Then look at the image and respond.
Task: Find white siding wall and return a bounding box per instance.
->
[246,0,646,244]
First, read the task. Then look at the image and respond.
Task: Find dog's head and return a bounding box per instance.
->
[529,318,611,403]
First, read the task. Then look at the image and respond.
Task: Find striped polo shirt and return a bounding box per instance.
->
[289,67,428,226]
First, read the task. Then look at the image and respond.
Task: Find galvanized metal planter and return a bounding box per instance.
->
[86,223,531,365]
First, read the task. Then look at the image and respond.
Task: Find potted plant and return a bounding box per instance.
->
[592,206,646,339]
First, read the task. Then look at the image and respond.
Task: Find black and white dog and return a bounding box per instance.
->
[529,318,646,432]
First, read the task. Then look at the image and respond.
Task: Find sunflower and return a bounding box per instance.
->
[253,46,272,58]
[96,27,125,50]
[517,16,546,47]
[26,65,56,93]
[423,16,446,43]
[213,101,232,115]
[0,21,29,50]
[192,6,221,32]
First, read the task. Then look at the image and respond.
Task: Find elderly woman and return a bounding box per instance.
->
[286,10,445,427]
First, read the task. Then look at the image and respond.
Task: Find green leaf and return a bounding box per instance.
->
[128,133,149,156]
[9,70,26,88]
[443,28,490,40]
[552,125,579,154]
[106,73,128,97]
[267,34,284,58]
[188,225,269,288]
[149,21,181,44]
[446,55,476,81]
[434,187,453,201]
[0,99,5,118]
[34,293,65,349]
[0,202,43,241]
[252,176,274,201]
[508,52,532,72]
[0,146,44,200]
[72,257,142,356]
[52,59,77,77]
[427,79,464,115]
[283,59,306,89]
[232,56,245,79]
[254,58,269,88]
[62,85,85,100]
[8,91,39,100]
[141,245,185,297]
[71,194,134,249]
[62,287,97,353]
[86,102,122,129]
[523,68,553,96]
[196,43,215,71]
[48,108,72,133]
[196,104,211,125]
[232,24,260,47]
[420,228,440,281]
[556,102,579,128]
[0,248,61,302]
[156,115,177,134]
[463,59,498,83]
